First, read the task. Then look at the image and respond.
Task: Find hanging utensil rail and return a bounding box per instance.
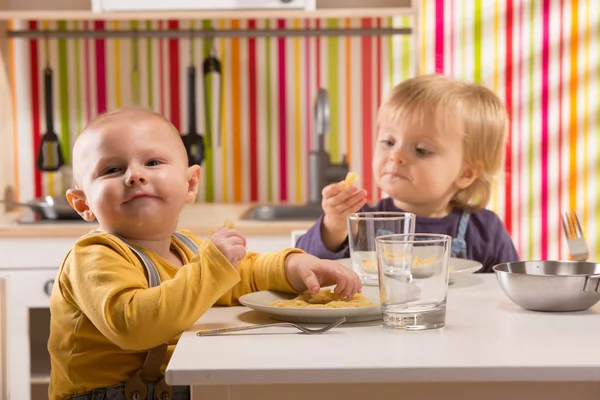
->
[7,26,410,39]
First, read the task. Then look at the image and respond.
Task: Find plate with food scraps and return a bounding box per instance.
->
[336,257,482,284]
[238,286,383,324]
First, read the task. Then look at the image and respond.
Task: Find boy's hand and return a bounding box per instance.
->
[321,182,367,232]
[209,228,247,268]
[284,253,362,299]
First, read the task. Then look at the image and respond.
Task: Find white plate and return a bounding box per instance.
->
[336,257,482,283]
[238,286,383,324]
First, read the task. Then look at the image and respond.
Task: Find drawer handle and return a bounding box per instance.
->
[44,280,55,296]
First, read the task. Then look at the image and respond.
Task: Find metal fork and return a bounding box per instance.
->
[561,211,589,261]
[196,317,346,336]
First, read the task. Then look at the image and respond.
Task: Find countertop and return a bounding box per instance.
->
[0,203,316,238]
[166,275,600,386]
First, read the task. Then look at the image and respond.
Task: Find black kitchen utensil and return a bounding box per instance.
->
[203,39,222,147]
[182,41,205,166]
[36,63,65,172]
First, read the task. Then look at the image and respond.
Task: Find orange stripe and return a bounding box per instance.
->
[294,19,302,203]
[220,20,228,202]
[346,18,352,165]
[231,20,242,202]
[568,0,578,210]
[582,0,590,231]
[9,21,19,199]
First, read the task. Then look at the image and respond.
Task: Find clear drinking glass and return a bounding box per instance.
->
[347,212,415,286]
[375,233,452,331]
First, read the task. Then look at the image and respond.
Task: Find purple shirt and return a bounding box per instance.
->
[295,197,519,273]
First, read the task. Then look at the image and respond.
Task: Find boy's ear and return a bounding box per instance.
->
[185,165,201,204]
[66,189,96,222]
[455,161,483,190]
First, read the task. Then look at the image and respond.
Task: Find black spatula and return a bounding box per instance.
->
[36,65,64,172]
[182,64,205,166]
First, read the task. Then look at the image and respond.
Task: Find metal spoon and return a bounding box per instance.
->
[196,317,346,336]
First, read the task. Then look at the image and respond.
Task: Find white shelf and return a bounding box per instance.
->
[0,7,413,21]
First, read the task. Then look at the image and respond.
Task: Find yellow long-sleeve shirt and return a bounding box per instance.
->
[48,229,301,400]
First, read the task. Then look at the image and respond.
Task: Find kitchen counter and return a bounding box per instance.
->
[0,203,316,238]
[166,275,600,400]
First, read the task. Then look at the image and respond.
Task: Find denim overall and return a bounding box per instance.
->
[450,211,470,259]
[65,231,197,400]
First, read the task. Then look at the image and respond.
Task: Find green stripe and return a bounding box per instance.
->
[266,20,273,202]
[73,21,82,134]
[473,0,482,83]
[58,21,70,165]
[327,19,339,162]
[528,0,535,259]
[202,19,214,202]
[388,17,394,89]
[401,16,410,79]
[131,21,140,106]
[146,21,153,109]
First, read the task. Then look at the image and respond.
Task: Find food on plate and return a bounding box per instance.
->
[269,289,376,309]
[341,171,359,189]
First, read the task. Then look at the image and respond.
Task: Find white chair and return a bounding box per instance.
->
[290,230,308,248]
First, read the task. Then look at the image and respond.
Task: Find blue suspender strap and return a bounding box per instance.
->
[450,211,470,259]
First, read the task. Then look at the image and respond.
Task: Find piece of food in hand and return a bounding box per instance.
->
[341,171,359,189]
[209,219,236,234]
[269,288,376,309]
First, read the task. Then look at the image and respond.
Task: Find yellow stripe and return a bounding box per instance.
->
[43,20,54,196]
[10,20,19,199]
[568,0,578,211]
[294,19,302,203]
[220,20,228,202]
[114,21,121,108]
[583,0,590,232]
[231,20,241,202]
[346,18,352,165]
[421,0,427,74]
[492,0,499,213]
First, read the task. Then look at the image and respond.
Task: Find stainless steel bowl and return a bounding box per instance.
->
[493,261,600,312]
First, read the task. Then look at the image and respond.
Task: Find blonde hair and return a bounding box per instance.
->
[378,74,509,211]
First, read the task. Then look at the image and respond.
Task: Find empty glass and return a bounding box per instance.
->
[347,212,415,286]
[375,233,452,331]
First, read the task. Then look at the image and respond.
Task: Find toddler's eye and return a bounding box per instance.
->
[379,139,395,147]
[415,147,431,156]
[146,160,162,167]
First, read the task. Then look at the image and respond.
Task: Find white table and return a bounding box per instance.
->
[166,275,600,400]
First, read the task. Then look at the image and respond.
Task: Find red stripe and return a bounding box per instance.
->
[316,19,321,89]
[540,0,550,259]
[168,20,180,130]
[277,19,288,201]
[248,20,258,202]
[361,18,373,201]
[305,19,311,159]
[29,21,42,198]
[159,21,165,115]
[517,0,524,255]
[376,18,383,200]
[94,21,107,114]
[83,21,92,122]
[504,0,513,234]
[435,0,445,73]
[558,0,565,259]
